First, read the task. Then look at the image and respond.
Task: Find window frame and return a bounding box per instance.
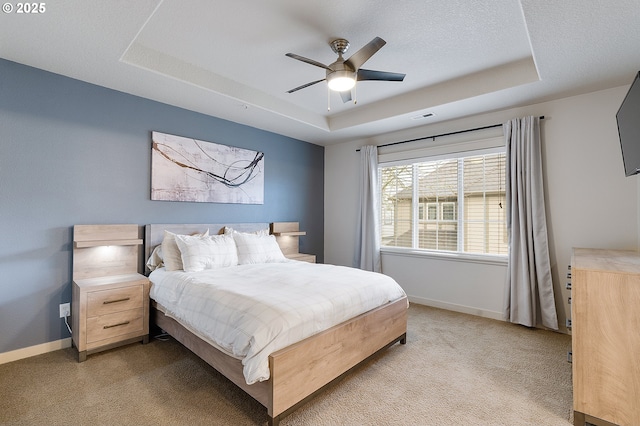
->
[378,145,508,264]
[441,201,456,221]
[421,202,439,221]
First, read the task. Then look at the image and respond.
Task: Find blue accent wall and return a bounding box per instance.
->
[0,58,324,354]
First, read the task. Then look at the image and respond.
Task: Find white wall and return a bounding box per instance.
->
[324,85,638,332]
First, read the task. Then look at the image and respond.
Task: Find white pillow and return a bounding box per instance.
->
[146,245,163,272]
[223,226,269,236]
[233,232,287,264]
[174,233,238,272]
[162,229,209,271]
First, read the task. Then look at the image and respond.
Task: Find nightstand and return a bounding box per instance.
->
[284,253,317,263]
[271,222,316,263]
[72,224,149,362]
[73,274,149,362]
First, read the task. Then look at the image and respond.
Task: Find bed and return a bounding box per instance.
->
[145,223,408,425]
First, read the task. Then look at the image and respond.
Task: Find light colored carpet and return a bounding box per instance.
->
[0,304,573,425]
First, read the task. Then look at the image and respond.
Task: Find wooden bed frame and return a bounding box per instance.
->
[145,223,408,425]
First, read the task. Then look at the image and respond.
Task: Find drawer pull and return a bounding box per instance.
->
[103,297,130,305]
[103,321,130,329]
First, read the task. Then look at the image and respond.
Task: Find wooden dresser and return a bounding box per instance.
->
[72,224,150,362]
[571,248,640,426]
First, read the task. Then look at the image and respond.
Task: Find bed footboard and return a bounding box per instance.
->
[152,296,408,425]
[268,296,408,421]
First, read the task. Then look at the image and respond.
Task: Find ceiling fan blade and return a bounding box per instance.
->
[285,53,332,70]
[287,78,326,93]
[357,69,406,82]
[340,90,352,103]
[344,37,386,70]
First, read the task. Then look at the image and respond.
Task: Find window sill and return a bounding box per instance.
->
[380,247,508,266]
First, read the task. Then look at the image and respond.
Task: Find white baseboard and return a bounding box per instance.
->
[408,296,504,321]
[0,338,72,365]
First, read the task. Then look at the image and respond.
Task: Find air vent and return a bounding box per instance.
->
[411,112,435,120]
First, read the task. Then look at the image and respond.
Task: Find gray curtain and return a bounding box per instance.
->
[504,116,558,330]
[355,145,381,272]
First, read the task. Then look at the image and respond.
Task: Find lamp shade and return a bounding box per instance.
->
[327,70,356,92]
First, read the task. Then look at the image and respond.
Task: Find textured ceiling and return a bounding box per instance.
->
[1,0,639,145]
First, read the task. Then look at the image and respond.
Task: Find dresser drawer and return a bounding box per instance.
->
[87,285,143,317]
[86,308,144,344]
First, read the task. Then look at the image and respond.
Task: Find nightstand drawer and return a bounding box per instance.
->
[86,308,144,344]
[87,285,143,317]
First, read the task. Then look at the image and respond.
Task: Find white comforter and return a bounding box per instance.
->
[149,261,406,384]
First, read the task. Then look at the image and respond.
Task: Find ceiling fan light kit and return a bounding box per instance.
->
[327,71,356,92]
[286,36,406,104]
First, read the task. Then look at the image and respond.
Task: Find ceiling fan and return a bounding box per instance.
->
[285,37,406,105]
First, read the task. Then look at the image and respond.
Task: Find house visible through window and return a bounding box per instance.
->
[379,149,507,256]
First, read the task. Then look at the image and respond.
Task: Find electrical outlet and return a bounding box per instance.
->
[59,303,70,318]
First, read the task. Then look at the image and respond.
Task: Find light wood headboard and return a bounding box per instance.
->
[144,223,269,268]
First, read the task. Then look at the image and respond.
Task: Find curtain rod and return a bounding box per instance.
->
[355,116,545,152]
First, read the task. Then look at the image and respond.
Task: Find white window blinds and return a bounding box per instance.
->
[379,147,507,256]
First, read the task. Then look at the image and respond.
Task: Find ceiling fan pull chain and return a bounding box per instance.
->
[354,82,357,105]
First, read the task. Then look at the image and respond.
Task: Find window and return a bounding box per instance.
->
[426,203,438,220]
[380,164,413,247]
[380,150,507,256]
[441,202,456,221]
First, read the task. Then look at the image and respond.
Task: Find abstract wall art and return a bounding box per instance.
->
[151,131,264,204]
